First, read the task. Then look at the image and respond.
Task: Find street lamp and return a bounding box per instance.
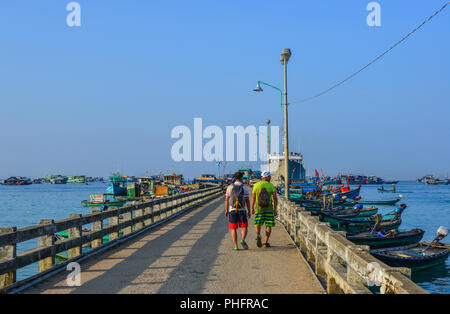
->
[281,48,291,200]
[253,48,292,200]
[266,119,271,169]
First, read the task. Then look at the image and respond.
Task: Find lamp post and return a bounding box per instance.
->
[253,48,292,200]
[281,48,291,200]
[266,119,271,169]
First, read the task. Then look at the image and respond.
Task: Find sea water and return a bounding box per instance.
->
[0,181,449,293]
[0,182,106,282]
[356,181,450,293]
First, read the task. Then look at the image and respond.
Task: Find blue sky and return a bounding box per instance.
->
[0,0,449,180]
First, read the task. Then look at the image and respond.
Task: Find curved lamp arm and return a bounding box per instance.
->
[256,80,283,107]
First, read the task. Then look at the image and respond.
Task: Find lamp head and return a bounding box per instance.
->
[280,48,292,64]
[253,81,264,92]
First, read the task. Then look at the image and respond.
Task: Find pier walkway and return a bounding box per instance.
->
[21,197,324,294]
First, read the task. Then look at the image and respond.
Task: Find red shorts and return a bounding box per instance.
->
[228,210,248,230]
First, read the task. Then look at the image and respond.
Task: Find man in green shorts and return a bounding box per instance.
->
[251,171,278,248]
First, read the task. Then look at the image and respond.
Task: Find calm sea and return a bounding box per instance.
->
[0,181,449,293]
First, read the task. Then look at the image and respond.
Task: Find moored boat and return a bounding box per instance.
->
[334,186,361,200]
[106,174,128,196]
[370,243,450,272]
[370,226,450,271]
[357,196,402,205]
[81,194,127,207]
[347,229,425,249]
[309,205,378,218]
[318,212,402,233]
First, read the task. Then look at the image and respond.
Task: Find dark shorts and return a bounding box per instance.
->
[228,210,248,230]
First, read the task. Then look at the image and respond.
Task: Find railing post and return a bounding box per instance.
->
[38,219,55,273]
[68,214,82,259]
[109,210,119,241]
[0,227,17,289]
[122,210,132,236]
[154,202,161,222]
[167,199,174,216]
[143,204,153,226]
[91,210,103,249]
[135,206,144,231]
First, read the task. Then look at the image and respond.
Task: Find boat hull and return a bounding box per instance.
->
[358,198,401,205]
[106,184,127,196]
[81,200,126,207]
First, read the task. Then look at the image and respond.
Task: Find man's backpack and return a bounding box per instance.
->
[258,186,270,208]
[230,184,245,209]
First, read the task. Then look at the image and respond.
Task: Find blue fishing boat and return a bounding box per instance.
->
[334,186,361,201]
[106,174,128,196]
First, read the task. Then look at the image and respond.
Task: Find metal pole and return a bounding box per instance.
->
[284,59,289,200]
[266,120,271,168]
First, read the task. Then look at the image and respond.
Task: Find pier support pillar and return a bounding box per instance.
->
[91,210,103,249]
[0,227,17,289]
[68,214,82,259]
[38,219,55,273]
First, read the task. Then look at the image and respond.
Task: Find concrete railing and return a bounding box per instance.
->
[278,197,428,294]
[0,186,224,292]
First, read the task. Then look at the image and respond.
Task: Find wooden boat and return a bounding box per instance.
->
[357,197,402,205]
[370,242,450,272]
[114,195,143,201]
[378,189,395,193]
[334,186,361,200]
[310,206,378,218]
[347,229,424,249]
[300,199,357,207]
[81,194,127,207]
[106,174,128,196]
[378,185,396,193]
[318,212,402,233]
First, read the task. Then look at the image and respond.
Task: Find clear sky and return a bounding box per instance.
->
[0,0,449,180]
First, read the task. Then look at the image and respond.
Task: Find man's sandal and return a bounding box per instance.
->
[256,235,262,248]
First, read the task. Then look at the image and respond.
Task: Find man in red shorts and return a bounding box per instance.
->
[225,172,251,250]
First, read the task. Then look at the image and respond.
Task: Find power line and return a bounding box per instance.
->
[290,2,450,105]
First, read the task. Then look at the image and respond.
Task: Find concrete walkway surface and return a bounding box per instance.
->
[22,197,324,294]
